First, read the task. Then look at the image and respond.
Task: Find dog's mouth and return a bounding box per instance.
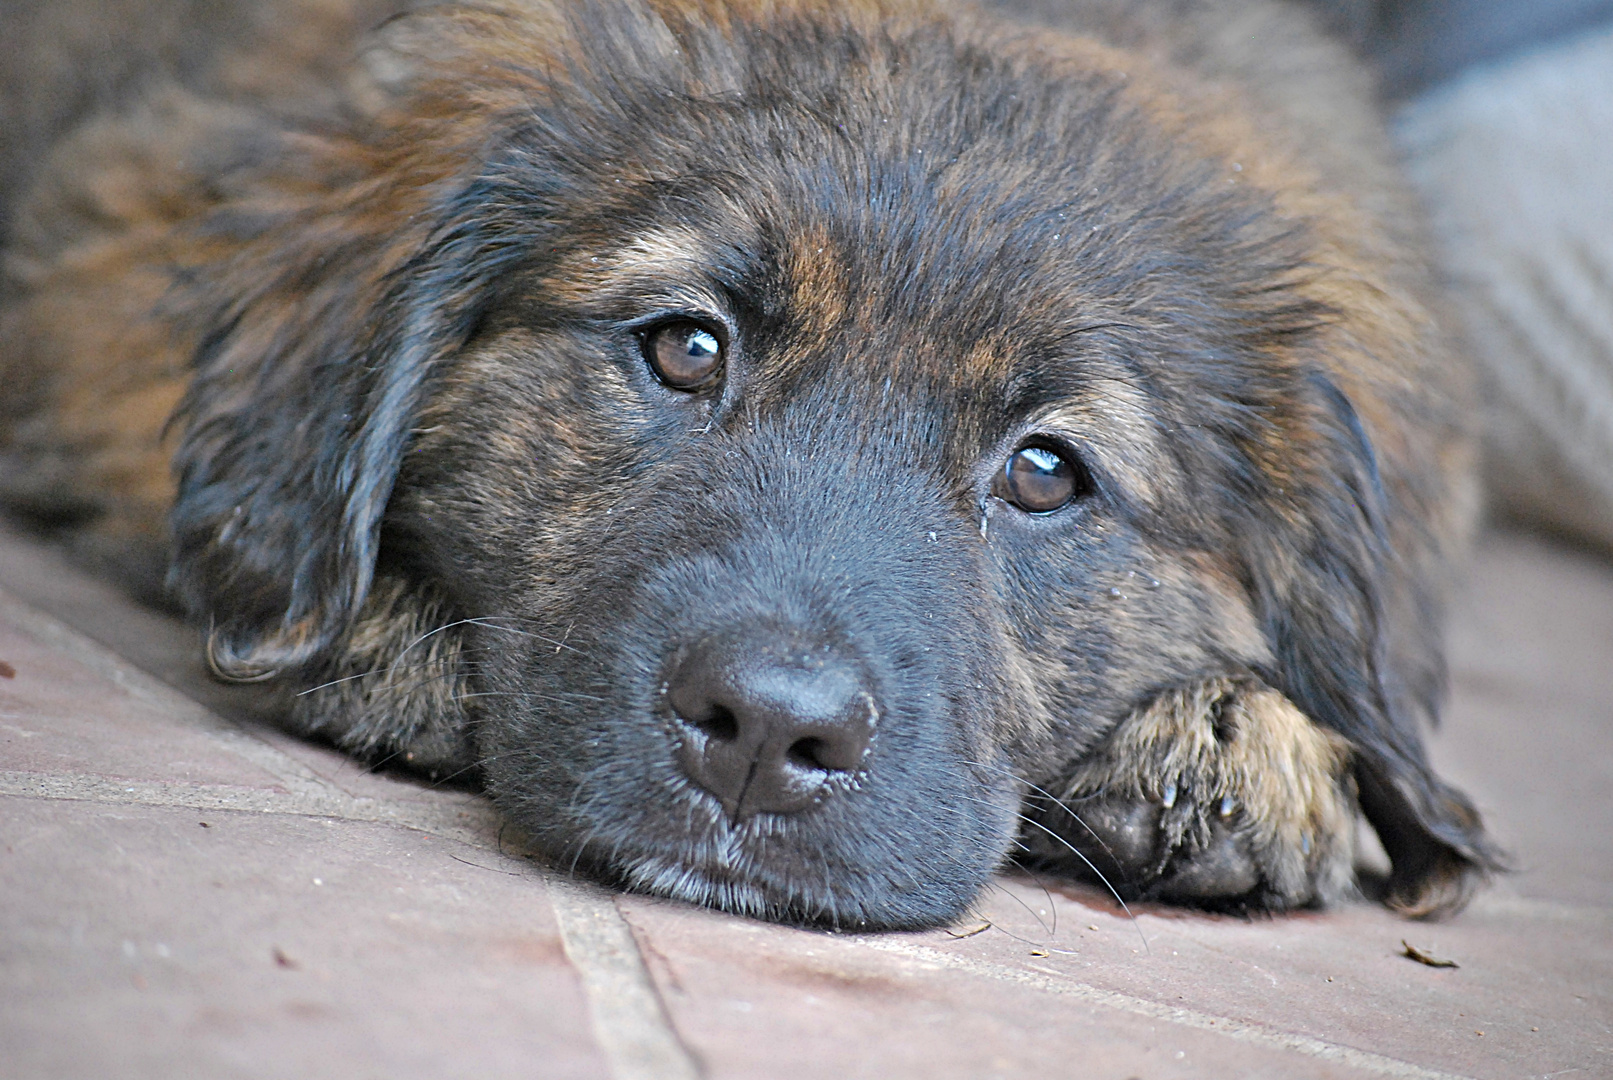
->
[610,833,893,929]
[566,759,1023,930]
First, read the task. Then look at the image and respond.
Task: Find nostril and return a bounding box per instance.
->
[786,732,867,773]
[693,703,740,744]
[787,736,828,771]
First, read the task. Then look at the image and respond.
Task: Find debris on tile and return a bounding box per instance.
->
[272,947,299,970]
[1400,940,1459,968]
[0,660,14,678]
[946,922,991,940]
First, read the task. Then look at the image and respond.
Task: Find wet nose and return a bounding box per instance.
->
[666,630,878,820]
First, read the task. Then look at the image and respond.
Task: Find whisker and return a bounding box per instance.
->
[363,746,408,772]
[1012,811,1149,955]
[964,757,1125,869]
[960,909,1081,956]
[297,611,583,701]
[297,669,379,696]
[949,786,1146,953]
[460,616,585,654]
[429,751,507,788]
[1007,856,1063,938]
[978,874,1056,938]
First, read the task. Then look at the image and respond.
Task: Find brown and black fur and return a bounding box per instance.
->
[0,0,1499,927]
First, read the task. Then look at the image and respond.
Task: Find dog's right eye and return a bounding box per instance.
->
[643,320,724,390]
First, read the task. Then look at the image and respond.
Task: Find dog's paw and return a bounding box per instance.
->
[1025,676,1357,910]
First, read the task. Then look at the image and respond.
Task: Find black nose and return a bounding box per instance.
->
[666,629,878,820]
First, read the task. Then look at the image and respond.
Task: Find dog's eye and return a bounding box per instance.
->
[993,443,1091,513]
[644,320,724,390]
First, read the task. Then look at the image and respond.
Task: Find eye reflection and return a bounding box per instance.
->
[644,320,723,389]
[992,443,1088,513]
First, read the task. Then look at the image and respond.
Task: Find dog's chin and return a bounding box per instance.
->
[588,833,1004,931]
[514,771,1018,931]
[613,854,986,932]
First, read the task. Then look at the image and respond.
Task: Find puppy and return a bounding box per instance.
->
[0,0,1499,928]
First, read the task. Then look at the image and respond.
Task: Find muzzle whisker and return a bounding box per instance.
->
[964,757,1128,871]
[1010,811,1149,955]
[459,615,586,655]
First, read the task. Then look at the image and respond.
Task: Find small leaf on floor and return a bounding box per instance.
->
[1400,940,1459,968]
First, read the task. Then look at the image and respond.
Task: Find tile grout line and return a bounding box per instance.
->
[547,877,705,1080]
[0,768,501,848]
[8,765,688,1080]
[0,587,517,849]
[862,939,1479,1080]
[0,756,1529,1080]
[21,738,1593,934]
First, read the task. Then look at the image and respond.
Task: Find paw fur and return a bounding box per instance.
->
[1028,676,1357,909]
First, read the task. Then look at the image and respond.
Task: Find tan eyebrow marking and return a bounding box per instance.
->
[544,225,720,309]
[1040,376,1174,508]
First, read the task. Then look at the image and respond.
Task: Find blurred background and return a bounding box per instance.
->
[1327,0,1613,554]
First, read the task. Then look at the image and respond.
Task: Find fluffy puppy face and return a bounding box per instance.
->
[401,101,1299,922]
[163,0,1493,927]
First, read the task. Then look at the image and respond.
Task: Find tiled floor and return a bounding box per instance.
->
[1,524,1608,1079]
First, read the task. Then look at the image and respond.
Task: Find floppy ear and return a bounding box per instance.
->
[170,0,736,679]
[1243,367,1502,915]
[168,9,560,680]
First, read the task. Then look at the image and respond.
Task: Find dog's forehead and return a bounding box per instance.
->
[522,35,1153,340]
[498,9,1330,494]
[473,0,1323,391]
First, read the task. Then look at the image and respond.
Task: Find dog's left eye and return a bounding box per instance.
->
[643,320,724,390]
[993,443,1091,514]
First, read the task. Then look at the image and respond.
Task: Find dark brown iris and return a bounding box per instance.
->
[644,320,724,389]
[993,443,1088,513]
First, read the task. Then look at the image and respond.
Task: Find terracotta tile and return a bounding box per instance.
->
[1,796,606,1080]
